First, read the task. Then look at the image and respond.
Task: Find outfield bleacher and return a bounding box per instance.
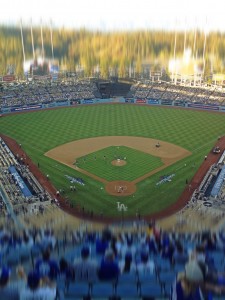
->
[129,81,225,106]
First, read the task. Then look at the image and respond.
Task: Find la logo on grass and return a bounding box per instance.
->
[117,202,128,211]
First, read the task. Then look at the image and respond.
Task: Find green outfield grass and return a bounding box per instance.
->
[1,104,225,217]
[76,146,163,181]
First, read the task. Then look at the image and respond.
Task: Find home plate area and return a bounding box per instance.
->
[105,180,136,196]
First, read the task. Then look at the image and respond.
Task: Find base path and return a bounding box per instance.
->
[46,136,191,196]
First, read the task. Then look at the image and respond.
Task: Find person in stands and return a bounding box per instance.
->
[73,246,98,282]
[35,247,59,280]
[119,252,136,274]
[98,248,120,281]
[171,260,205,300]
[0,266,19,300]
[136,250,155,274]
[19,270,56,300]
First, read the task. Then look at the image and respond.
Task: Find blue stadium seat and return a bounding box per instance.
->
[6,251,20,266]
[173,263,185,273]
[19,247,31,263]
[137,272,158,284]
[30,244,41,258]
[164,282,173,298]
[91,282,115,298]
[140,282,162,298]
[117,272,138,284]
[64,281,90,298]
[159,270,176,285]
[115,282,140,298]
[155,257,171,272]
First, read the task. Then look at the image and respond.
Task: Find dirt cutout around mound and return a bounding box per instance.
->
[45,136,191,196]
[111,159,127,166]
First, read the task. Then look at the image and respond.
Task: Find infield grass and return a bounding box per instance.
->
[76,146,163,181]
[1,104,225,217]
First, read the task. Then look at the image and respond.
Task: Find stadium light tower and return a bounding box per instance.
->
[202,28,207,83]
[193,28,197,60]
[193,20,197,86]
[171,19,178,85]
[183,20,187,56]
[50,20,55,61]
[20,19,26,65]
[40,19,45,60]
[30,19,35,60]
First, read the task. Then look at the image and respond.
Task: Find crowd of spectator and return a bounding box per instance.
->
[189,151,225,212]
[0,80,101,109]
[1,79,225,110]
[1,220,225,299]
[0,137,53,219]
[129,81,225,105]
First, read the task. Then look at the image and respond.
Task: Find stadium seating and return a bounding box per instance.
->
[1,84,225,299]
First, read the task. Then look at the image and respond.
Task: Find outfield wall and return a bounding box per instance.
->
[1,97,225,114]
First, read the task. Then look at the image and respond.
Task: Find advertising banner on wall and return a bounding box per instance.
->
[148,99,159,105]
[125,98,134,103]
[71,100,81,105]
[136,99,146,104]
[11,104,42,112]
[174,101,186,107]
[55,101,69,107]
[95,99,113,103]
[3,75,16,82]
[82,99,94,104]
[161,100,173,105]
[188,103,219,110]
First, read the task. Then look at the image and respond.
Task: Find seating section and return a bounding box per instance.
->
[0,80,100,108]
[1,79,225,111]
[0,137,53,220]
[1,83,225,300]
[129,81,225,105]
[0,220,225,300]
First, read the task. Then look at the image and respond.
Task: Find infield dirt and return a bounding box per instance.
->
[45,136,191,195]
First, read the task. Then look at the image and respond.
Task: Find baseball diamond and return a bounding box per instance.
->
[45,136,191,196]
[1,104,225,219]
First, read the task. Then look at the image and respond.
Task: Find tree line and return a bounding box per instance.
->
[0,25,225,79]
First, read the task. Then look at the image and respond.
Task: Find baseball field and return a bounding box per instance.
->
[1,104,225,218]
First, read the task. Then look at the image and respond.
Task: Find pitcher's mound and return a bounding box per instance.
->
[106,180,136,196]
[111,159,127,166]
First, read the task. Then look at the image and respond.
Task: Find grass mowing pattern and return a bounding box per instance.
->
[1,104,225,217]
[76,146,163,181]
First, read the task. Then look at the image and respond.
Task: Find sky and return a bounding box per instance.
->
[1,0,225,32]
